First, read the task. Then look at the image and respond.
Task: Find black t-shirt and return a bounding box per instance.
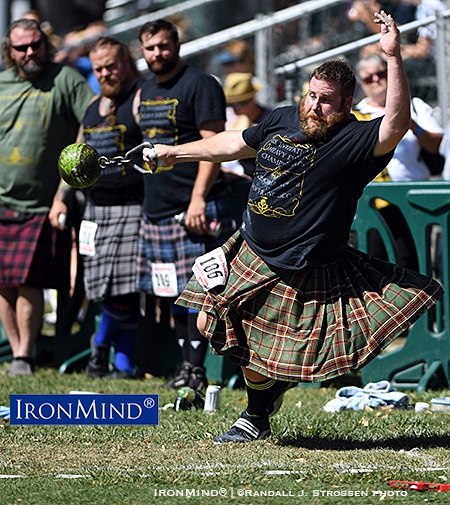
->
[139,65,227,219]
[241,105,393,270]
[83,81,144,206]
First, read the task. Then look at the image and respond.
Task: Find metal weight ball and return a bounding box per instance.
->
[58,143,101,188]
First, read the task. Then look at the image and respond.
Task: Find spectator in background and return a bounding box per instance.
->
[354,53,443,182]
[0,18,94,375]
[55,21,109,93]
[224,72,272,131]
[220,71,274,251]
[136,19,235,392]
[347,0,416,36]
[348,0,445,100]
[212,39,255,80]
[21,8,62,49]
[21,8,62,329]
[401,0,446,99]
[353,52,443,270]
[55,36,145,379]
[221,72,272,179]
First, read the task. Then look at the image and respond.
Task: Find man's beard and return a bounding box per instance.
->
[147,54,178,75]
[100,79,123,99]
[300,97,347,142]
[19,58,44,77]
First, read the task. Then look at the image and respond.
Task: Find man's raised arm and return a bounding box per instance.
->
[373,10,411,157]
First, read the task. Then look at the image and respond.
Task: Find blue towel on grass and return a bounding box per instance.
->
[323,381,409,412]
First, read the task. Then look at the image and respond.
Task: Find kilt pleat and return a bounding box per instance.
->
[82,203,142,301]
[176,231,444,382]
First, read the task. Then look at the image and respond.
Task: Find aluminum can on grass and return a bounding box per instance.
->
[204,385,221,412]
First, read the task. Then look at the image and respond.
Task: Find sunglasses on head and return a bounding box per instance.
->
[361,70,387,84]
[11,38,43,52]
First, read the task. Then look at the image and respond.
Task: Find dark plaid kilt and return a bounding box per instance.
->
[82,202,142,301]
[137,198,235,295]
[176,230,444,382]
[0,213,71,289]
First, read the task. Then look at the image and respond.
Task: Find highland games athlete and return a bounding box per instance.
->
[145,10,443,443]
[56,37,145,380]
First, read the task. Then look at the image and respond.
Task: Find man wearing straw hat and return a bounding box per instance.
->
[223,72,272,164]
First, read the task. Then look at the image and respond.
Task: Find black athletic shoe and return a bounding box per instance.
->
[188,365,208,392]
[164,361,192,389]
[85,343,110,378]
[267,381,298,418]
[214,411,271,443]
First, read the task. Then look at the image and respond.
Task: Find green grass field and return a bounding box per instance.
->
[1,364,450,504]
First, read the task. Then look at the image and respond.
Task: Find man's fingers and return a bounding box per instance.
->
[143,147,157,162]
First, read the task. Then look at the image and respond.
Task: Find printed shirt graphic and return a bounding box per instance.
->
[139,65,227,219]
[82,82,144,205]
[0,64,94,212]
[140,97,179,151]
[85,124,127,163]
[247,133,312,220]
[241,106,393,270]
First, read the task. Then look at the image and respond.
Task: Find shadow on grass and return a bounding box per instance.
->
[278,434,450,450]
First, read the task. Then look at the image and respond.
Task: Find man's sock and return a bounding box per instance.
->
[94,302,128,347]
[172,304,191,362]
[187,309,208,367]
[244,376,278,418]
[114,312,139,373]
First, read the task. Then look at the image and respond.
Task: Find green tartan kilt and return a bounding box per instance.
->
[176,230,444,382]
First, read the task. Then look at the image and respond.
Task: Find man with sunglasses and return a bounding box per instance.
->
[0,18,94,375]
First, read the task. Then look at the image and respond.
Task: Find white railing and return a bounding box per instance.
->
[132,0,347,105]
[108,0,223,36]
[106,0,450,123]
[275,9,450,126]
[3,1,447,118]
[436,10,450,127]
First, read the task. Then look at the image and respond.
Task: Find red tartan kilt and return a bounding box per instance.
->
[0,213,71,289]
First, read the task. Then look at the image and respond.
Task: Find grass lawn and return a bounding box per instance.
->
[1,364,450,504]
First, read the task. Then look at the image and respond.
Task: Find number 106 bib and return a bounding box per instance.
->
[192,248,228,291]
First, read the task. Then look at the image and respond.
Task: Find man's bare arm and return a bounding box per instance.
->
[184,121,224,234]
[149,130,257,166]
[374,10,411,157]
